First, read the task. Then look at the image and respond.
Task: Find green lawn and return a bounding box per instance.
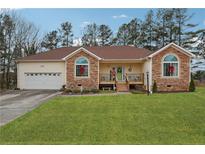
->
[0,88,205,144]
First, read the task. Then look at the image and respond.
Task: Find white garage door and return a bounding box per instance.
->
[24,73,63,89]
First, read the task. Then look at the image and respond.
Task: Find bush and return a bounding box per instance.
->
[72,89,81,94]
[60,85,66,91]
[64,88,72,93]
[82,88,90,94]
[189,75,196,92]
[152,80,158,93]
[91,88,99,93]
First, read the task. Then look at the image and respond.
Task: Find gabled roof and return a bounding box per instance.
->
[17,46,153,61]
[148,43,195,58]
[62,47,102,60]
[17,43,193,62]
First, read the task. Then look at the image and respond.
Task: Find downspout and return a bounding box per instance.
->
[64,60,67,88]
[98,60,100,89]
[149,57,153,93]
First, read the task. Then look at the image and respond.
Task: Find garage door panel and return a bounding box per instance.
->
[24,73,62,89]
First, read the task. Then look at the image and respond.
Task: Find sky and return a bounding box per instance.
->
[15,8,205,39]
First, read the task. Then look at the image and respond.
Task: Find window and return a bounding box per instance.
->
[75,57,89,77]
[162,54,179,77]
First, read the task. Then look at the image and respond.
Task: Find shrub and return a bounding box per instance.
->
[83,88,90,94]
[64,88,72,93]
[152,80,158,93]
[91,88,99,93]
[72,89,81,94]
[60,85,66,91]
[189,74,196,92]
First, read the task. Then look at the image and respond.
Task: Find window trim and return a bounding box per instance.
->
[74,56,90,79]
[161,53,180,78]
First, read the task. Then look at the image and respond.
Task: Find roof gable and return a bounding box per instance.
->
[148,43,195,58]
[62,47,102,60]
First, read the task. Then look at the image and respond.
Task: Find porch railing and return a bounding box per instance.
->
[126,73,144,83]
[100,73,143,83]
[100,73,115,82]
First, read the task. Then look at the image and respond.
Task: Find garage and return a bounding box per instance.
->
[24,72,63,89]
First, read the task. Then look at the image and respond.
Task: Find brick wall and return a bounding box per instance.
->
[66,50,99,89]
[152,46,190,92]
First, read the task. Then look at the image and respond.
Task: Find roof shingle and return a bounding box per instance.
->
[18,46,153,61]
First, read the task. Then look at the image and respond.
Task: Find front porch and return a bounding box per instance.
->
[99,62,146,91]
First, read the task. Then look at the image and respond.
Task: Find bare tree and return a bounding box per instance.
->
[0,10,41,89]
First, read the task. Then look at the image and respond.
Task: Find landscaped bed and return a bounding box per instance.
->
[0,87,205,144]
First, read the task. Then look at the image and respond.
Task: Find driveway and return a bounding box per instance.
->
[0,90,60,126]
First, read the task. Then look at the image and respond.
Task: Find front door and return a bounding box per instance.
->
[116,66,124,81]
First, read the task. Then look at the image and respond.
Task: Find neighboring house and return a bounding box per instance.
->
[16,43,194,92]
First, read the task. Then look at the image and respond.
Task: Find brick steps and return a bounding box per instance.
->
[116,83,129,92]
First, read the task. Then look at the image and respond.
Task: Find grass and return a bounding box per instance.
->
[0,87,205,144]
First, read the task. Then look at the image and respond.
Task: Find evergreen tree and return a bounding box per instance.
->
[189,74,196,92]
[127,18,141,46]
[116,24,129,45]
[81,23,98,46]
[59,21,73,47]
[197,31,205,59]
[164,9,176,44]
[174,8,198,48]
[140,10,156,50]
[41,30,60,50]
[155,9,168,48]
[98,24,112,46]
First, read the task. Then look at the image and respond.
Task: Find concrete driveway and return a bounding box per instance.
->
[0,90,60,126]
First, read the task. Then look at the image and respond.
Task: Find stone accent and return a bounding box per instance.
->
[66,50,99,90]
[152,46,190,92]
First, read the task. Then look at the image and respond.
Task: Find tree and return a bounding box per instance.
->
[143,10,156,50]
[0,10,41,89]
[197,31,205,59]
[116,24,129,45]
[41,30,60,50]
[127,18,141,46]
[155,9,168,48]
[98,24,112,46]
[174,9,198,48]
[81,23,98,46]
[59,21,73,47]
[0,14,16,88]
[189,74,196,92]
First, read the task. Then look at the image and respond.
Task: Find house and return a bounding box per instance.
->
[16,43,195,92]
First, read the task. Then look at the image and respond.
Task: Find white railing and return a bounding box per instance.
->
[127,73,144,83]
[100,73,113,82]
[100,73,143,83]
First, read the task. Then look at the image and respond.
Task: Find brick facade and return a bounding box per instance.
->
[66,50,99,90]
[152,46,190,92]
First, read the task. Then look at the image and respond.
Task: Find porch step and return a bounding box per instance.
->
[116,83,129,92]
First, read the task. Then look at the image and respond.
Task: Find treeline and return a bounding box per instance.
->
[41,8,205,52]
[0,9,205,89]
